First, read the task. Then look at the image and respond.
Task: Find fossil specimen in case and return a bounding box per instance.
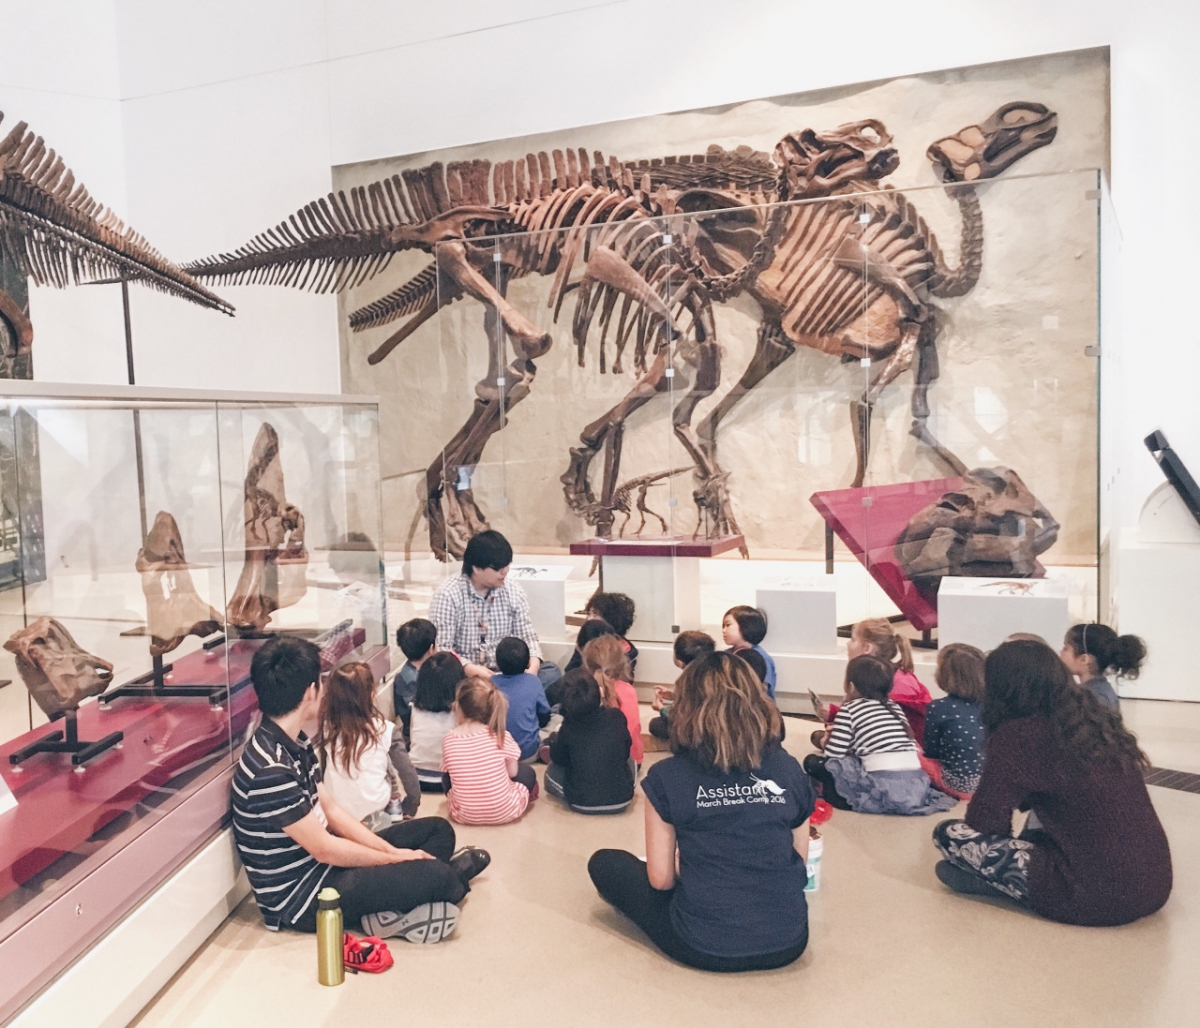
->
[226,423,308,631]
[5,616,114,718]
[137,510,223,656]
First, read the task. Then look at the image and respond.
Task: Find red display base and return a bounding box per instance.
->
[0,631,384,902]
[568,535,746,558]
[810,478,964,633]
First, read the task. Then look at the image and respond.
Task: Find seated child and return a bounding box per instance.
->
[563,617,618,675]
[582,635,644,764]
[317,661,421,827]
[392,617,437,734]
[920,643,985,800]
[722,605,777,698]
[441,676,537,825]
[649,630,715,739]
[803,655,955,816]
[1059,623,1146,711]
[814,618,931,742]
[491,636,551,761]
[410,651,463,792]
[545,668,635,814]
[585,591,639,675]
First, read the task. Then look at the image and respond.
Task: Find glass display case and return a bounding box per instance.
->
[0,383,384,1023]
[363,170,1106,680]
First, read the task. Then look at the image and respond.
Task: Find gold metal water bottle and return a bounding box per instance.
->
[316,887,344,986]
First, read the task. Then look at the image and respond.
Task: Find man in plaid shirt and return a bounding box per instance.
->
[428,530,562,696]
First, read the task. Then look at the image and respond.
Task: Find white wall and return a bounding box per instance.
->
[1,0,1197,527]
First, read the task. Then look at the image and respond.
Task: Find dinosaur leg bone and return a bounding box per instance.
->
[849,320,921,488]
[909,325,967,477]
[437,240,551,359]
[560,353,669,539]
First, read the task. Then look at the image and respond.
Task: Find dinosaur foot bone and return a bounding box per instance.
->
[927,102,1057,183]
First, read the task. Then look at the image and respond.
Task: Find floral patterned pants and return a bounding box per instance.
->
[933,818,1033,901]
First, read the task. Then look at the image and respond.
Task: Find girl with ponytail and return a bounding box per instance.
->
[441,676,538,825]
[1060,623,1147,711]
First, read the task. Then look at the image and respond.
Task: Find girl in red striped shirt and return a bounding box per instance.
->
[442,677,539,825]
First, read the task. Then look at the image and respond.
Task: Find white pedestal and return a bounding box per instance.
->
[603,555,700,643]
[937,577,1070,653]
[1115,526,1200,701]
[756,581,838,655]
[509,564,573,642]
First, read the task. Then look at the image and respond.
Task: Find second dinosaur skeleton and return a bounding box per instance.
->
[187,103,1057,559]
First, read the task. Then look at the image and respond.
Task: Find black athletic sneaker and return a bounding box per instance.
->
[449,846,491,884]
[361,901,460,944]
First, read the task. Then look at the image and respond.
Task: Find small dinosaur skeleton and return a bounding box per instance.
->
[0,111,231,313]
[186,103,1056,560]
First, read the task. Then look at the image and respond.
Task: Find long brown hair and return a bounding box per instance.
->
[454,675,509,748]
[983,640,1147,770]
[582,635,631,707]
[853,618,914,673]
[315,661,384,775]
[669,651,782,772]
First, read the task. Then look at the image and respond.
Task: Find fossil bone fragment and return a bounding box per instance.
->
[137,511,222,656]
[5,617,113,718]
[226,424,308,631]
[186,104,1057,560]
[894,467,1060,600]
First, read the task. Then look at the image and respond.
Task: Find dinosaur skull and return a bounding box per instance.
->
[775,120,899,200]
[5,616,114,718]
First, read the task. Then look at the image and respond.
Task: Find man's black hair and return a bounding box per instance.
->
[250,635,322,718]
[397,618,437,661]
[414,651,464,713]
[726,605,768,646]
[495,636,530,676]
[462,530,513,577]
[586,592,636,637]
[560,667,602,720]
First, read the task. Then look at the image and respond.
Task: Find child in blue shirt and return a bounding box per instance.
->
[723,605,777,699]
[492,636,551,761]
[393,618,437,734]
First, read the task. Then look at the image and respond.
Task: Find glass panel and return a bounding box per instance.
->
[399,170,1101,702]
[0,397,230,940]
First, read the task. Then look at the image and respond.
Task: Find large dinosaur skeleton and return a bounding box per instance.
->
[187,102,1056,559]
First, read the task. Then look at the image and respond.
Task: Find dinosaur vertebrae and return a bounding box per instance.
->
[0,114,231,313]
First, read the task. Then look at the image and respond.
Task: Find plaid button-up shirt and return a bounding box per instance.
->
[428,573,541,670]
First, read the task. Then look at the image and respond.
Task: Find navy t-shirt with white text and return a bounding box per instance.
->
[642,744,814,957]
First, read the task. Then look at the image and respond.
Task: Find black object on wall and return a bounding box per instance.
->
[1145,430,1200,528]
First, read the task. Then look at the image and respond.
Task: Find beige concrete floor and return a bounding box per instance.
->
[131,702,1200,1028]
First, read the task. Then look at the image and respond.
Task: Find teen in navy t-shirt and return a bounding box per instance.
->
[588,651,815,972]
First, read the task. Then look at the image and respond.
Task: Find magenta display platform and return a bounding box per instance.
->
[0,629,382,903]
[568,535,746,558]
[809,477,964,633]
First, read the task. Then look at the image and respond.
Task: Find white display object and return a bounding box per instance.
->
[756,580,838,654]
[508,564,573,642]
[937,576,1070,653]
[1113,483,1200,701]
[603,556,700,643]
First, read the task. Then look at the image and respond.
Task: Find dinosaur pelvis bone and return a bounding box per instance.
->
[226,423,309,631]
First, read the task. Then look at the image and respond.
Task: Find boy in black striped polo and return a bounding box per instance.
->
[232,636,490,942]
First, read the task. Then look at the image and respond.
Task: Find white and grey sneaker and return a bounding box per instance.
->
[361,901,460,944]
